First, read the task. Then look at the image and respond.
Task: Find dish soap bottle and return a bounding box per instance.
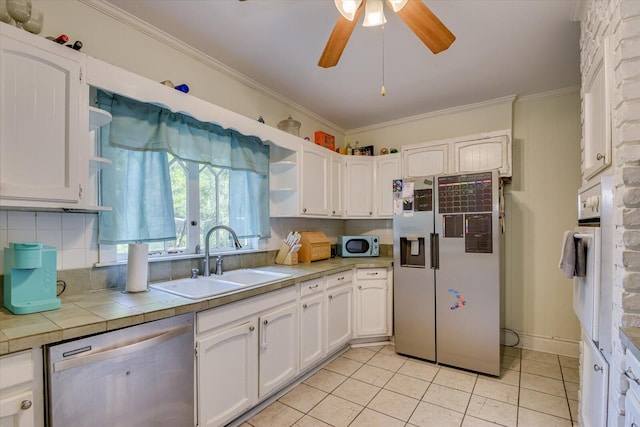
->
[345,138,353,155]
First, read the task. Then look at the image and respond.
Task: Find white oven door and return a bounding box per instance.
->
[573,226,601,342]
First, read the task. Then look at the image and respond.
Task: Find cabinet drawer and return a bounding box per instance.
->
[327,270,353,288]
[356,268,387,280]
[300,277,325,297]
[0,350,33,390]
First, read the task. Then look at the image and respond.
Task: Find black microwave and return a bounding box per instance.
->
[337,236,379,257]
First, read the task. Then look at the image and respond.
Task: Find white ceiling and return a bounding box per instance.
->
[103,0,581,131]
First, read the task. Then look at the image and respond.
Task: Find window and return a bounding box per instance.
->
[115,154,256,259]
[96,89,270,263]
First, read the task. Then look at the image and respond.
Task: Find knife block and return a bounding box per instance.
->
[275,243,298,265]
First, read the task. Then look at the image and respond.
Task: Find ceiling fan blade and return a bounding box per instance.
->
[390,0,455,54]
[318,2,364,68]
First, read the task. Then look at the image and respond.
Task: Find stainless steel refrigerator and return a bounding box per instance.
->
[393,170,500,376]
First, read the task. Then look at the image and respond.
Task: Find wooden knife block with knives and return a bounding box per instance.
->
[275,231,301,265]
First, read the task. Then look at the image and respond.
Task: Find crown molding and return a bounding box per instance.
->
[347,95,517,135]
[79,0,345,134]
[516,86,580,101]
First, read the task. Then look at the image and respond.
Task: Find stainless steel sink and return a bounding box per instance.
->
[149,269,292,300]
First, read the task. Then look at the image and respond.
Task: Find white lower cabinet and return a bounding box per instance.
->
[0,349,43,427]
[258,302,298,398]
[299,278,326,371]
[326,271,354,353]
[580,330,609,427]
[353,268,392,338]
[197,319,258,427]
[196,287,297,427]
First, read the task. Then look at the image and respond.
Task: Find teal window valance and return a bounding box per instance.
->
[97,90,271,245]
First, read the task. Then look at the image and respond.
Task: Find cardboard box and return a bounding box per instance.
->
[314,131,335,151]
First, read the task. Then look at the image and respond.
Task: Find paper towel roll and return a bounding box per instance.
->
[126,243,149,293]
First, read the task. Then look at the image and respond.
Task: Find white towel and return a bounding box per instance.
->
[559,231,576,279]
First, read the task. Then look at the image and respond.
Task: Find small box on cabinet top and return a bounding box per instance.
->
[314,131,335,151]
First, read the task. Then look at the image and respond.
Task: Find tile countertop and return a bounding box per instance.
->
[621,327,640,361]
[0,257,392,356]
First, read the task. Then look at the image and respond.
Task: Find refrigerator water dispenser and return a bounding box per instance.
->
[399,234,426,267]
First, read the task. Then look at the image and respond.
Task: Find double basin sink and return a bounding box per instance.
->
[149,269,292,300]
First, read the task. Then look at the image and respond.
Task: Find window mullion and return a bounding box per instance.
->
[187,162,201,253]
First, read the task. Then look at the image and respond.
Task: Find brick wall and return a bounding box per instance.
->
[580,1,640,425]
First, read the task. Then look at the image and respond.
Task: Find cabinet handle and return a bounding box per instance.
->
[249,325,255,332]
[358,285,362,290]
[263,319,269,325]
[303,208,307,213]
[332,211,336,214]
[328,295,333,300]
[369,211,372,215]
[337,276,344,281]
[366,272,378,276]
[302,304,308,309]
[593,364,603,373]
[596,153,605,161]
[309,284,319,290]
[626,368,640,384]
[20,400,32,411]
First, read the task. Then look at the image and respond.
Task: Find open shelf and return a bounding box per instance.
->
[89,106,112,129]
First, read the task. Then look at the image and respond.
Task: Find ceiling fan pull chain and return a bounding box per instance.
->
[381,24,386,96]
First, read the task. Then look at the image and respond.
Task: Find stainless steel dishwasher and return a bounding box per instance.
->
[45,312,194,427]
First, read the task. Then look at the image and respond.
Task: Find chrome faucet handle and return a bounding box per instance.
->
[191,268,199,279]
[215,256,223,275]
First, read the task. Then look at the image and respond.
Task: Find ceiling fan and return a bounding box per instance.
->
[318,0,456,68]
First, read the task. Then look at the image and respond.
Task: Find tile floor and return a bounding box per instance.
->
[243,344,579,427]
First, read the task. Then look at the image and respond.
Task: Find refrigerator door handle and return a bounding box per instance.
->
[431,233,440,270]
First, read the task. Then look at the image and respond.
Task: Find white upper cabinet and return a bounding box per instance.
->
[402,143,449,178]
[583,38,612,181]
[344,157,374,217]
[300,144,330,216]
[375,154,401,217]
[330,154,344,217]
[453,134,511,176]
[401,130,512,178]
[0,24,86,208]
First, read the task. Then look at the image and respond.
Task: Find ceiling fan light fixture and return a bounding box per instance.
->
[388,0,409,12]
[334,0,362,21]
[362,0,387,27]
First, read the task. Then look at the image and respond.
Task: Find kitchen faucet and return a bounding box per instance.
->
[203,225,242,277]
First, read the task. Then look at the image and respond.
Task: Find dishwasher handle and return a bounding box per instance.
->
[53,325,191,373]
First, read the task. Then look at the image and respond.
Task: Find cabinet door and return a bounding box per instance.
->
[330,155,344,216]
[580,334,608,427]
[0,30,82,206]
[326,283,353,353]
[301,145,329,215]
[583,39,612,181]
[197,319,258,427]
[354,279,388,337]
[375,154,401,217]
[259,302,298,398]
[402,144,448,178]
[0,390,34,427]
[300,293,325,371]
[344,158,374,217]
[452,136,511,176]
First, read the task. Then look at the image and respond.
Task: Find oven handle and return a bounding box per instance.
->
[53,325,190,372]
[574,233,594,239]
